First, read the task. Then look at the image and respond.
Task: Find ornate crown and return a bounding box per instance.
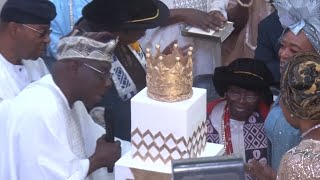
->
[145,44,193,102]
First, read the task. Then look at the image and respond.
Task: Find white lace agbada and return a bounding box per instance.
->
[0,74,130,180]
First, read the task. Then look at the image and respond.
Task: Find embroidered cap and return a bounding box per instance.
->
[56,30,118,62]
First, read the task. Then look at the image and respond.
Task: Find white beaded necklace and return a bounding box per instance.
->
[301,124,320,138]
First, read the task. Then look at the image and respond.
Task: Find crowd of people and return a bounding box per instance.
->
[0,0,320,179]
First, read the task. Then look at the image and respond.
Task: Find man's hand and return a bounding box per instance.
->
[88,135,121,175]
[174,9,226,31]
[161,40,192,56]
[246,160,277,180]
[208,11,227,29]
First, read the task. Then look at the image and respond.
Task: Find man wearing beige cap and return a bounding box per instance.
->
[0,31,129,180]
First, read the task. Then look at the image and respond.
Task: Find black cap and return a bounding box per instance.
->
[82,0,169,31]
[1,0,57,24]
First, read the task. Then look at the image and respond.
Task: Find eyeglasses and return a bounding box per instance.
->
[83,63,108,75]
[22,24,52,38]
[83,62,111,85]
[227,92,258,103]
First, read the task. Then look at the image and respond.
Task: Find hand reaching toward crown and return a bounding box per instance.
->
[162,40,192,56]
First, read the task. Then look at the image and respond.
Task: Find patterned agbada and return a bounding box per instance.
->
[207,99,269,180]
[278,52,320,180]
[206,58,274,180]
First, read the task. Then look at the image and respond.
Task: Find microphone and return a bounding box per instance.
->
[104,106,115,173]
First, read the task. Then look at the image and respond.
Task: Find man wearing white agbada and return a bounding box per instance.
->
[0,31,129,180]
[0,0,56,102]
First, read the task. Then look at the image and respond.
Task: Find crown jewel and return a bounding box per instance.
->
[146,44,193,102]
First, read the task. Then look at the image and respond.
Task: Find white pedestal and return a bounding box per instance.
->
[131,88,207,165]
[115,143,224,180]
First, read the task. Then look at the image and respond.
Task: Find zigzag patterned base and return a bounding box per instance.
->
[131,121,207,164]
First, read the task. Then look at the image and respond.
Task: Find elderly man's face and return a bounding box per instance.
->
[16,24,51,60]
[279,30,316,73]
[77,60,112,109]
[226,85,260,121]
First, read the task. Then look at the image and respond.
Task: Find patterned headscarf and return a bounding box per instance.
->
[281,52,320,120]
[273,0,320,54]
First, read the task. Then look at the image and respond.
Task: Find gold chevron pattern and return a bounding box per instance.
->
[131,121,207,164]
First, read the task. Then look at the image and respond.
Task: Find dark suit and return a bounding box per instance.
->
[255,11,284,86]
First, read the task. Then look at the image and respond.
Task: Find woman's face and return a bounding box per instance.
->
[226,86,260,121]
[278,30,316,73]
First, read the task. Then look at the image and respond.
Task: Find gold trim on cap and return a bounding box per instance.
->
[126,9,159,23]
[233,71,264,80]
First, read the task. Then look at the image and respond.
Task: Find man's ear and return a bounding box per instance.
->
[7,22,19,37]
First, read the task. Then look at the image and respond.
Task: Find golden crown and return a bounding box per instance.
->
[146,44,193,102]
